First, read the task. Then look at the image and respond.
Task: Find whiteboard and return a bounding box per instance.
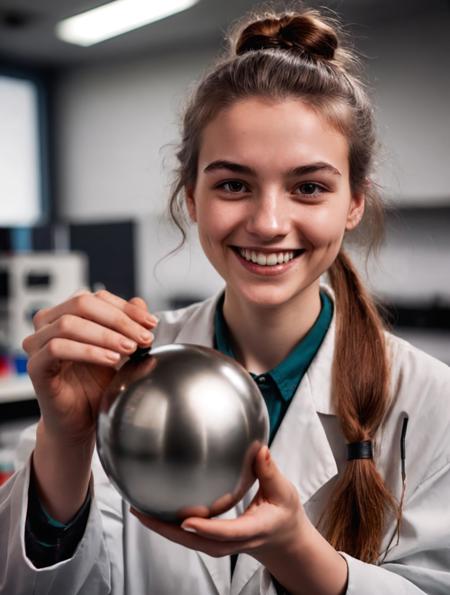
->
[0,75,41,226]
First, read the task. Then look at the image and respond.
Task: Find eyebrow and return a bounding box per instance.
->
[203,160,341,177]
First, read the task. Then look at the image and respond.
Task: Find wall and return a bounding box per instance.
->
[360,6,450,205]
[56,48,215,220]
[54,7,450,314]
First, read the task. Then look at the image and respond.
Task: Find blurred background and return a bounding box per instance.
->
[0,0,449,482]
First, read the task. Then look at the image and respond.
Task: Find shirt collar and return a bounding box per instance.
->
[214,291,333,402]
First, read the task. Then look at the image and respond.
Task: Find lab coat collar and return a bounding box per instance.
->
[171,286,339,595]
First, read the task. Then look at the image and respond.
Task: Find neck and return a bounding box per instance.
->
[222,284,322,374]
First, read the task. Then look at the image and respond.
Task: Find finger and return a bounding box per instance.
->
[31,290,90,331]
[94,290,157,325]
[129,508,249,557]
[180,510,267,542]
[23,314,141,357]
[130,509,216,550]
[27,337,121,378]
[31,293,155,345]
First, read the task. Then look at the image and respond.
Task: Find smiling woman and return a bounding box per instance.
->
[168,15,390,570]
[1,5,450,595]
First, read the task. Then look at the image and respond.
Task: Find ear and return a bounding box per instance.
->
[185,186,197,223]
[346,190,365,231]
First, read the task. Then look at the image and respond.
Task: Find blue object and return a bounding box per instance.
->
[12,354,28,375]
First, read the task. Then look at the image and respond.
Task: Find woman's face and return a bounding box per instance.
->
[186,97,364,309]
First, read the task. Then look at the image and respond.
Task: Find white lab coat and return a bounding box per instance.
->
[1,287,450,595]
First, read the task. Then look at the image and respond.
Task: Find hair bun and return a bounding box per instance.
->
[235,12,338,61]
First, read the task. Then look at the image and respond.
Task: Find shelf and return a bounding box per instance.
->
[0,375,35,403]
[384,202,450,213]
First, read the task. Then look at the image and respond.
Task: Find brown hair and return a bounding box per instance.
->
[168,7,397,563]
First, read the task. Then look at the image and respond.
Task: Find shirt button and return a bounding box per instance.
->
[258,375,267,383]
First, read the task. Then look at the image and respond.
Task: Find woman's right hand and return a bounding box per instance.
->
[22,289,158,448]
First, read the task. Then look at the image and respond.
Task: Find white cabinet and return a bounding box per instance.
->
[0,375,35,404]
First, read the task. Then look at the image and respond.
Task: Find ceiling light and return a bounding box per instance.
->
[55,0,199,47]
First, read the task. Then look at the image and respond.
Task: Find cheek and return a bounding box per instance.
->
[197,212,225,242]
[299,205,349,247]
[196,202,242,241]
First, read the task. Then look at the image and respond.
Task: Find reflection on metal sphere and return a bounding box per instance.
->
[97,344,269,521]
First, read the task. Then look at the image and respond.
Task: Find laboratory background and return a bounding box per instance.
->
[0,0,449,484]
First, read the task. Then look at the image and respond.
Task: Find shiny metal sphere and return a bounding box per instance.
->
[97,344,269,521]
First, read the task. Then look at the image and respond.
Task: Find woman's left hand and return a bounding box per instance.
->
[130,446,306,561]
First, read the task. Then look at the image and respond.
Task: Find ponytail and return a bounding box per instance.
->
[322,250,397,563]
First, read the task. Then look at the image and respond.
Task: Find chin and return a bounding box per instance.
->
[233,283,308,309]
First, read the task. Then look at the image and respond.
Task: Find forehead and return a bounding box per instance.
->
[198,97,349,175]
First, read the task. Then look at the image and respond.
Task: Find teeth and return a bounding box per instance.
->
[256,253,266,265]
[238,248,298,266]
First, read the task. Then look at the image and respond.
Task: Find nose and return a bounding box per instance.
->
[245,190,290,240]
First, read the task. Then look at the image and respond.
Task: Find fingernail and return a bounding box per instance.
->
[121,339,137,351]
[181,524,197,533]
[106,351,121,362]
[265,448,271,465]
[140,330,154,343]
[146,314,159,325]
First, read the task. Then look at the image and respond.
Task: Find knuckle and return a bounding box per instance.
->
[74,293,92,314]
[46,338,61,358]
[113,311,129,331]
[58,314,75,334]
[84,344,99,360]
[94,289,110,300]
[100,328,114,347]
[22,335,32,353]
[32,308,46,328]
[129,296,147,309]
[72,289,89,297]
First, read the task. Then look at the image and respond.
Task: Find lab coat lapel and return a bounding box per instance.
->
[271,374,338,504]
[197,547,232,595]
[270,313,338,504]
[231,317,339,595]
[230,383,339,595]
[193,508,239,595]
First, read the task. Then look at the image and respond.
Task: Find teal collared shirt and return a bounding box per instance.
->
[214,291,333,443]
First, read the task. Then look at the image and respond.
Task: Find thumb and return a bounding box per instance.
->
[254,446,289,504]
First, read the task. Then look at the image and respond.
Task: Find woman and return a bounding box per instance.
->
[1,7,449,595]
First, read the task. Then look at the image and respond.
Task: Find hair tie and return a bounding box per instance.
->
[347,440,373,461]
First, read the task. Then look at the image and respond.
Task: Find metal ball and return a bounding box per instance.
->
[97,344,269,521]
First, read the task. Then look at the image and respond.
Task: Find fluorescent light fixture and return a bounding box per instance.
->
[56,0,199,47]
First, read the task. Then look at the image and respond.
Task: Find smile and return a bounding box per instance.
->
[236,247,304,266]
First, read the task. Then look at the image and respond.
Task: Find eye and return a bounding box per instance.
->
[217,180,248,194]
[295,182,324,196]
